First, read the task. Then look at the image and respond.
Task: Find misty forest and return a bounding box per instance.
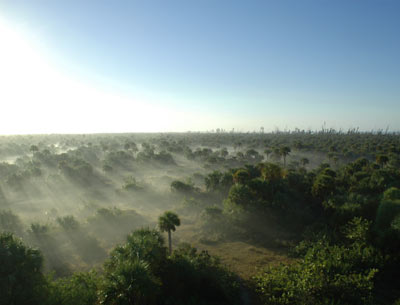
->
[1,130,400,305]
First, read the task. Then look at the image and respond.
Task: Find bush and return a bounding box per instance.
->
[122,176,144,191]
[161,243,241,305]
[46,271,100,305]
[0,210,24,236]
[254,240,379,305]
[170,180,194,193]
[383,187,400,201]
[375,200,400,232]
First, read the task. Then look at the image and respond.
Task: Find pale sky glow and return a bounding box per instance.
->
[0,18,197,134]
[0,17,252,134]
[0,1,399,134]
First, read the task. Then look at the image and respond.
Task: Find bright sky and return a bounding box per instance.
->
[0,0,399,134]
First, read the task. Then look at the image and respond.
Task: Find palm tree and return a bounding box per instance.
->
[30,145,39,153]
[158,211,180,255]
[376,154,389,168]
[273,147,281,161]
[264,148,272,160]
[279,146,291,167]
[300,157,309,168]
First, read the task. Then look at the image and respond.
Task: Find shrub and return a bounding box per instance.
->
[254,240,378,305]
[170,180,194,193]
[161,243,241,305]
[0,210,24,236]
[46,271,100,305]
[383,187,400,201]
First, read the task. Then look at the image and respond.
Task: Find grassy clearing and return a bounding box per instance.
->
[172,221,294,280]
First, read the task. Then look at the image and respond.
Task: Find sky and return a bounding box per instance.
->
[0,0,399,134]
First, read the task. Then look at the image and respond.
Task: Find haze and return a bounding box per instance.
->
[2,3,400,304]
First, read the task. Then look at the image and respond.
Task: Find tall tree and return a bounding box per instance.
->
[300,157,309,168]
[279,146,291,167]
[29,145,39,153]
[264,148,272,160]
[158,211,180,255]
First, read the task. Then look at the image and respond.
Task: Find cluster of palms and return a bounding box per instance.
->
[201,154,400,304]
[264,146,291,166]
[1,210,244,305]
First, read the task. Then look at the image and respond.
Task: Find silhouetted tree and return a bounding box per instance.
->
[300,157,309,167]
[279,146,291,166]
[158,211,180,255]
[264,148,272,160]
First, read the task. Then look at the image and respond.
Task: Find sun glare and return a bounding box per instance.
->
[0,18,183,134]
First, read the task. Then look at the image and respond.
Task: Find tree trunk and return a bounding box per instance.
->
[168,230,172,255]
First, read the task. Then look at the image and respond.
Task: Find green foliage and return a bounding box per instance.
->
[108,228,167,273]
[279,146,291,166]
[99,229,240,305]
[383,187,400,201]
[255,240,379,305]
[102,163,113,172]
[0,233,47,305]
[374,199,400,253]
[100,228,166,305]
[87,207,148,246]
[226,184,255,209]
[0,210,24,236]
[46,271,100,305]
[122,176,144,191]
[205,171,222,191]
[170,180,194,193]
[232,169,250,184]
[343,217,371,244]
[244,149,263,163]
[260,162,283,182]
[58,157,95,185]
[1,133,400,304]
[300,157,309,167]
[153,150,175,164]
[29,222,50,235]
[57,215,80,231]
[202,206,223,219]
[159,211,181,255]
[376,154,389,167]
[161,243,241,305]
[158,211,181,233]
[6,173,26,190]
[375,199,400,232]
[104,150,134,168]
[58,215,106,264]
[200,206,226,233]
[27,222,72,277]
[101,259,160,305]
[312,173,336,199]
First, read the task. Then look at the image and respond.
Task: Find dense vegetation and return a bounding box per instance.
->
[1,131,400,304]
[1,229,240,305]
